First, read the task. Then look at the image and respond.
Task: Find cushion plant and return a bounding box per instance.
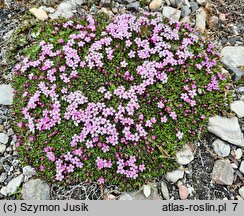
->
[13,13,231,190]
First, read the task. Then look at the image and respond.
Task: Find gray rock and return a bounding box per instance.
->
[239,186,244,199]
[149,0,163,10]
[208,116,244,148]
[0,133,8,144]
[212,139,230,157]
[166,169,184,183]
[170,0,184,7]
[222,46,244,68]
[160,181,170,200]
[162,6,181,21]
[208,16,219,28]
[49,0,83,19]
[221,46,244,81]
[190,2,199,12]
[23,166,36,178]
[113,0,125,3]
[0,145,6,154]
[118,193,133,200]
[6,174,24,196]
[221,46,244,67]
[21,179,50,200]
[126,0,136,3]
[181,6,191,17]
[40,0,61,4]
[240,161,244,174]
[230,101,244,118]
[184,0,191,7]
[127,1,140,10]
[176,144,194,165]
[212,159,234,185]
[7,128,14,137]
[196,0,206,5]
[0,85,14,105]
[195,7,206,33]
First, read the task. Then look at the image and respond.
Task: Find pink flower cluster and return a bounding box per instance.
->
[117,156,145,179]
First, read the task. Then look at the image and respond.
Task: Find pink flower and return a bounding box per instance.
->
[120,60,128,68]
[176,131,183,140]
[40,165,45,171]
[98,177,105,184]
[139,164,145,172]
[161,116,168,123]
[157,101,164,109]
[201,114,206,119]
[17,122,23,128]
[170,112,177,120]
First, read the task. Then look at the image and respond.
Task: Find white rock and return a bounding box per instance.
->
[163,6,181,21]
[236,195,243,200]
[23,166,36,178]
[39,6,55,14]
[29,8,48,20]
[231,148,243,160]
[240,161,244,174]
[6,174,24,196]
[0,144,6,154]
[0,133,9,144]
[143,185,151,198]
[0,186,7,196]
[231,163,238,169]
[230,101,244,118]
[100,8,114,17]
[0,85,14,105]
[160,181,169,200]
[239,186,244,199]
[208,116,244,148]
[195,7,206,33]
[212,139,230,157]
[180,16,191,24]
[166,169,184,183]
[118,193,133,200]
[176,144,194,165]
[149,0,163,11]
[196,0,206,5]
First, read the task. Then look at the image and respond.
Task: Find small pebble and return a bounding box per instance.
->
[179,185,189,200]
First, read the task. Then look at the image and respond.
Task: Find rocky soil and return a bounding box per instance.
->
[0,0,243,200]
